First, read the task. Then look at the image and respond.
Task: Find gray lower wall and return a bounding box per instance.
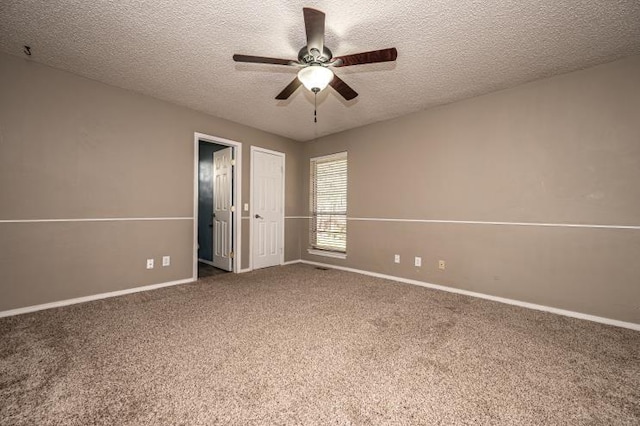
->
[0,52,303,311]
[1,220,193,309]
[301,55,640,324]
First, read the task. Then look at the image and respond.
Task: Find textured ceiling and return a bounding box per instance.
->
[1,1,640,141]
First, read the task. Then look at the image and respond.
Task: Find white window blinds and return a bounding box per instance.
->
[310,152,347,253]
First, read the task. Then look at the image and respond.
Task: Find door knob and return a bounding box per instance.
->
[255,214,263,219]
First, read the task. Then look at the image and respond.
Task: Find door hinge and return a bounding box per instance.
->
[230,205,235,212]
[230,251,235,258]
[231,159,236,166]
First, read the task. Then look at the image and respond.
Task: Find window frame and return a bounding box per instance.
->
[308,152,348,258]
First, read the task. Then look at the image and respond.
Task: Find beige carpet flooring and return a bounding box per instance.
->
[1,264,639,425]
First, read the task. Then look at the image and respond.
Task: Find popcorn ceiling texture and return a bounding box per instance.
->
[1,0,639,141]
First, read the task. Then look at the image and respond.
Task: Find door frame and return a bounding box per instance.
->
[250,146,285,270]
[193,132,242,278]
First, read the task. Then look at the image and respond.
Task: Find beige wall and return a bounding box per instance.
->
[0,52,303,311]
[301,56,640,324]
[3,51,639,325]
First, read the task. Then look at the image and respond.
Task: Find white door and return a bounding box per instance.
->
[252,149,284,269]
[213,147,233,271]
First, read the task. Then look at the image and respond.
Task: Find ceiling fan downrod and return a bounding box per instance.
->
[314,90,318,123]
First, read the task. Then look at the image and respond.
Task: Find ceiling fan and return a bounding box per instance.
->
[233,7,398,101]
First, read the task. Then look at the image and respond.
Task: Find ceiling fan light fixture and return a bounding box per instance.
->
[297,65,334,92]
[233,8,397,100]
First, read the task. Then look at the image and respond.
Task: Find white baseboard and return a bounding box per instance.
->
[238,268,252,273]
[5,262,637,332]
[197,258,216,267]
[297,260,640,332]
[0,278,194,319]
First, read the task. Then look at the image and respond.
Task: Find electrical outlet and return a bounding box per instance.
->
[439,260,446,270]
[414,257,422,267]
[394,254,400,263]
[146,259,154,269]
[162,256,170,267]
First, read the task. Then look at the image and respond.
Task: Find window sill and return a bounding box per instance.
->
[307,249,347,259]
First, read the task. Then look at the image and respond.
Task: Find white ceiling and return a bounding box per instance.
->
[1,1,639,141]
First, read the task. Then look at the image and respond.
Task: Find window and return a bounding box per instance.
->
[309,152,347,256]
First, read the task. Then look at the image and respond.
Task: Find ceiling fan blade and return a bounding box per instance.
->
[275,78,302,100]
[233,54,296,66]
[303,7,325,56]
[329,75,358,100]
[332,48,398,67]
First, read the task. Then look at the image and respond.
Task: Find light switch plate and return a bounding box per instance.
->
[244,203,249,211]
[146,259,154,269]
[414,257,422,267]
[394,254,400,263]
[162,256,170,267]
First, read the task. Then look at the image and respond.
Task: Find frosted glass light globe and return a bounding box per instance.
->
[297,65,334,92]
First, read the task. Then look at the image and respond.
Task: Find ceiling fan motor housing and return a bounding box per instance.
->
[298,46,333,64]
